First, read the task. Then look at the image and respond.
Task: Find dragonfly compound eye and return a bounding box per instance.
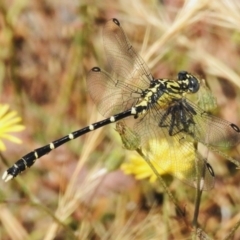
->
[188,75,200,93]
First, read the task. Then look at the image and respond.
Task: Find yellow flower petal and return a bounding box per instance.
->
[0,104,25,151]
[0,125,25,132]
[0,105,10,117]
[0,140,6,151]
[0,112,20,125]
[0,133,23,143]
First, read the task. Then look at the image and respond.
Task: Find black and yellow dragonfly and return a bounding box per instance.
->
[3,19,240,189]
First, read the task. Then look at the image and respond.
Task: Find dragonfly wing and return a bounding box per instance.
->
[186,100,240,149]
[103,18,153,89]
[86,67,141,117]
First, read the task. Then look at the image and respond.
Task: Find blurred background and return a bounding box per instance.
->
[0,0,240,239]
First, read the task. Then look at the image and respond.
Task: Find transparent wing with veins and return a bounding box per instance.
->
[87,18,153,117]
[87,68,143,117]
[185,100,240,150]
[103,18,153,90]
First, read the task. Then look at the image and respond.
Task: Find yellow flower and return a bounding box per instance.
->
[0,104,25,151]
[116,121,196,183]
[121,138,195,183]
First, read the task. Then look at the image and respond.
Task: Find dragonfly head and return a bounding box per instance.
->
[178,71,200,93]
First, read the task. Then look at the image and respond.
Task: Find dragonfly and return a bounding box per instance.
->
[2,18,240,187]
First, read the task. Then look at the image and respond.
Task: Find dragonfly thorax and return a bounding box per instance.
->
[132,72,201,118]
[133,81,164,117]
